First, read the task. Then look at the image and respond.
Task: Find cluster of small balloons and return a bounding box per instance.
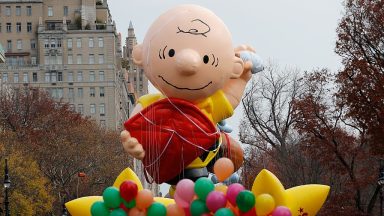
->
[174,178,292,216]
[90,180,167,216]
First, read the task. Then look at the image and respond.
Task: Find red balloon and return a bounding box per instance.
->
[120,180,138,202]
[241,207,256,216]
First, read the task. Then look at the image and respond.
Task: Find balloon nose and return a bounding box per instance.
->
[175,49,201,76]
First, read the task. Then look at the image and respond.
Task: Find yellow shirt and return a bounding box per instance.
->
[137,90,234,124]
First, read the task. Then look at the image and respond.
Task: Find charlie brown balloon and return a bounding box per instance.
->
[121,4,259,184]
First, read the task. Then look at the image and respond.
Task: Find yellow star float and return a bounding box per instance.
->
[65,168,329,216]
[251,169,330,216]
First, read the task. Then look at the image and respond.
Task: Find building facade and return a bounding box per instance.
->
[0,0,131,130]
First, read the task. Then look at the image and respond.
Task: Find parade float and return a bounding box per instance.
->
[66,4,329,216]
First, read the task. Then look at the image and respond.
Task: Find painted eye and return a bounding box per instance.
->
[203,55,209,64]
[168,49,175,57]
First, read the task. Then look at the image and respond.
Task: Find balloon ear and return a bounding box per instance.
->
[231,55,244,79]
[132,44,144,66]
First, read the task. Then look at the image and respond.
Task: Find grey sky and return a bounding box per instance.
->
[109,0,345,195]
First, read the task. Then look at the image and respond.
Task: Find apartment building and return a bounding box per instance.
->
[0,0,132,130]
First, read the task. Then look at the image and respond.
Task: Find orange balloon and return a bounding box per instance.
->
[214,157,234,182]
[166,203,185,216]
[135,189,154,210]
[215,184,228,194]
[129,207,146,216]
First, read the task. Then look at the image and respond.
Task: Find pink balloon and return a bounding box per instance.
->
[206,191,227,213]
[226,183,245,205]
[272,206,292,216]
[175,179,195,202]
[174,191,190,208]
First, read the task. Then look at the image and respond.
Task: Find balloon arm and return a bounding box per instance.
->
[223,74,250,110]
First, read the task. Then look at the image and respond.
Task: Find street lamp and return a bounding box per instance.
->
[378,166,384,216]
[4,158,10,216]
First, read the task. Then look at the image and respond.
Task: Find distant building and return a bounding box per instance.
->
[0,0,132,130]
[123,21,148,98]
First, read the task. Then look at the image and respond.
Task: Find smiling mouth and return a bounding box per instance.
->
[158,75,212,90]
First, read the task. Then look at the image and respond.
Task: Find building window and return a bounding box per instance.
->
[16,6,21,16]
[6,6,11,16]
[68,55,73,64]
[44,39,49,48]
[99,71,104,81]
[100,87,105,97]
[98,54,104,64]
[17,40,22,50]
[58,72,63,81]
[16,22,21,32]
[90,87,95,97]
[13,73,19,83]
[68,72,73,82]
[76,38,82,48]
[89,71,95,81]
[67,38,72,49]
[100,120,106,128]
[48,6,53,16]
[31,57,36,65]
[23,72,28,83]
[63,6,68,16]
[51,72,57,82]
[77,71,83,81]
[77,88,83,98]
[26,6,32,16]
[32,73,37,82]
[90,104,96,114]
[45,72,50,82]
[50,39,56,48]
[2,73,8,82]
[69,104,75,111]
[30,39,36,49]
[89,54,95,64]
[89,38,94,48]
[68,88,74,99]
[57,39,62,48]
[78,104,84,114]
[98,37,103,47]
[7,40,12,51]
[99,104,105,116]
[6,23,11,32]
[0,23,2,33]
[77,54,82,64]
[27,22,32,32]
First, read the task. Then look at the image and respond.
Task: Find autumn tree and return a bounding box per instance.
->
[293,69,379,215]
[336,0,384,156]
[0,87,132,214]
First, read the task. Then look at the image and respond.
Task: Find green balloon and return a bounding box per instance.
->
[109,208,127,216]
[194,177,214,201]
[90,201,109,216]
[215,208,235,216]
[102,186,122,209]
[123,199,136,208]
[190,199,209,216]
[147,202,167,216]
[236,190,255,212]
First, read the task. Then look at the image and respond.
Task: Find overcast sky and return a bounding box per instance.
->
[108,0,345,195]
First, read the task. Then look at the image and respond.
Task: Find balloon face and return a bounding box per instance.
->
[134,5,240,102]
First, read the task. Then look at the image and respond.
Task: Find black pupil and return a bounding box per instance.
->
[168,49,175,57]
[203,55,209,64]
